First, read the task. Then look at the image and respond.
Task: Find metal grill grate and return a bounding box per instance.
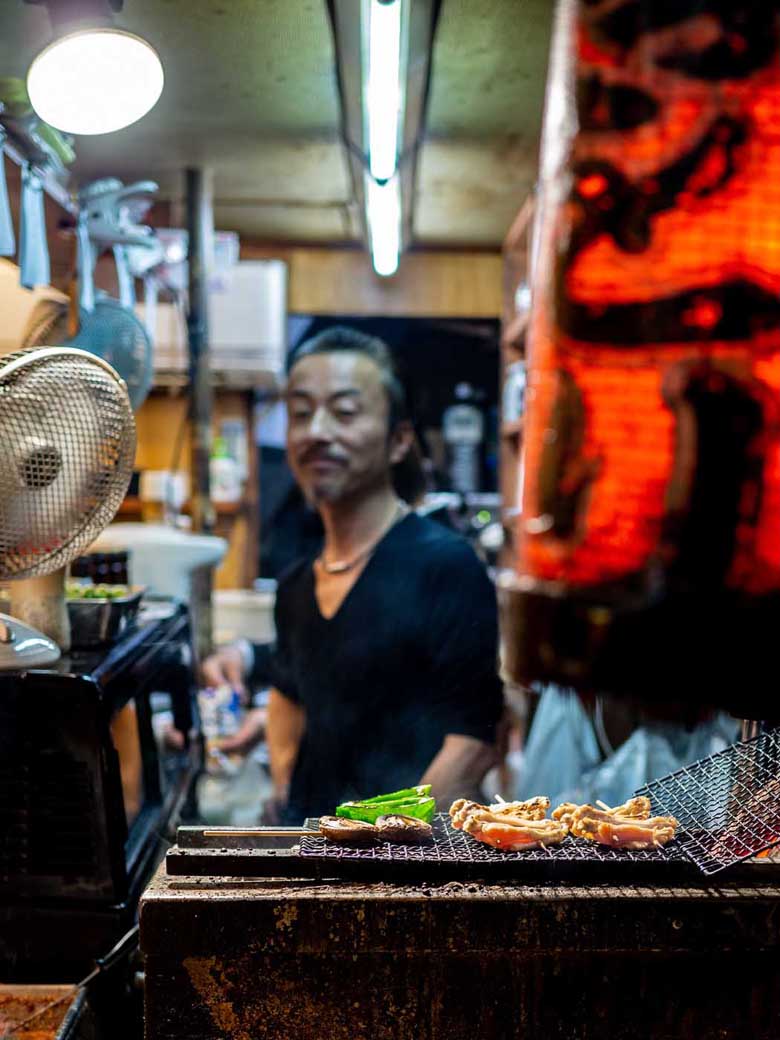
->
[299,814,690,870]
[637,729,780,876]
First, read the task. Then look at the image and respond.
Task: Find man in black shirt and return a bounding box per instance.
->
[203,328,503,822]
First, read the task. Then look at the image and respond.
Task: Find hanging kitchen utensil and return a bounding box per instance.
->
[23,187,155,409]
[113,242,135,307]
[80,176,157,249]
[19,208,92,347]
[75,207,96,312]
[0,77,76,174]
[142,271,159,339]
[18,162,50,288]
[0,122,16,256]
[125,230,165,341]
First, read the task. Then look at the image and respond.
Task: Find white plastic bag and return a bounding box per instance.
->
[515,685,602,805]
[578,714,739,808]
[515,685,739,807]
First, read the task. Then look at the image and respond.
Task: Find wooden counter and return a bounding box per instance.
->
[140,864,780,1039]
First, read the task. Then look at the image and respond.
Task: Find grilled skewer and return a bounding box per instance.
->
[449,798,569,851]
[567,804,677,849]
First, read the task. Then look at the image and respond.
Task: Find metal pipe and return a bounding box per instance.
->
[741,719,765,742]
[185,167,215,658]
[185,166,214,535]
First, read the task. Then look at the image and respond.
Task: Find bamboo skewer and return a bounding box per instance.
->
[202,828,316,839]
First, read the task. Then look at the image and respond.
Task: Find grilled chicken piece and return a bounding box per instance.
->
[488,796,550,821]
[551,802,579,827]
[605,796,652,819]
[462,811,569,851]
[570,805,677,849]
[319,816,379,843]
[449,796,550,829]
[594,819,677,849]
[552,796,652,829]
[449,799,487,829]
[376,814,433,844]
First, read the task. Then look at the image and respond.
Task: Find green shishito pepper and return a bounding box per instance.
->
[359,784,431,804]
[336,786,435,824]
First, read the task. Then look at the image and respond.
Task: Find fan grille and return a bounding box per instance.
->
[21,297,153,411]
[0,348,136,580]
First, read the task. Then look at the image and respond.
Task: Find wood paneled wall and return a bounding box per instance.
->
[132,389,258,590]
[2,155,504,591]
[240,242,503,318]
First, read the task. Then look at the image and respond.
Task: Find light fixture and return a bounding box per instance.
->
[366,0,402,182]
[26,3,163,136]
[329,0,437,277]
[365,174,400,277]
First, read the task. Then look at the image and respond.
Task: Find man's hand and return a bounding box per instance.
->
[260,790,289,825]
[200,643,248,696]
[420,733,497,807]
[216,707,267,755]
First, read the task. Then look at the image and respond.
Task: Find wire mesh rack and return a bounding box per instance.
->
[637,728,780,876]
[298,814,693,881]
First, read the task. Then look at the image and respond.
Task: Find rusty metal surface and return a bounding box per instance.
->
[141,866,780,1039]
[0,985,82,1040]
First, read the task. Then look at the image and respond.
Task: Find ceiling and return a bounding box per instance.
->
[0,0,552,248]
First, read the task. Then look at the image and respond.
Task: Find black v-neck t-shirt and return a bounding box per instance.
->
[267,513,503,822]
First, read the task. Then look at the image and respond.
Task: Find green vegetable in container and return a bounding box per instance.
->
[65,582,130,601]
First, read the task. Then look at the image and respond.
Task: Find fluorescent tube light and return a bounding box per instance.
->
[27,28,164,136]
[366,175,400,277]
[366,0,402,182]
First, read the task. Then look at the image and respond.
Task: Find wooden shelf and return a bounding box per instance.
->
[117,496,246,517]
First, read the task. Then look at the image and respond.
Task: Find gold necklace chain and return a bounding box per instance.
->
[318,502,408,575]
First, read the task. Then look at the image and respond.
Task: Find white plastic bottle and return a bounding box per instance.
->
[210,437,242,503]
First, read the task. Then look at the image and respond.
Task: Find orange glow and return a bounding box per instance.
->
[519,4,780,600]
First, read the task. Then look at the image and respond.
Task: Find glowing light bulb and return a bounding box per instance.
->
[27,29,164,136]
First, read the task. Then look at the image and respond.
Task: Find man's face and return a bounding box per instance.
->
[285,351,405,505]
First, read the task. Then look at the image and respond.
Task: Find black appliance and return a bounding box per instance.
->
[0,598,199,982]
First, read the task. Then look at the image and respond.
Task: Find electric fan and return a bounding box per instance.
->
[0,346,136,666]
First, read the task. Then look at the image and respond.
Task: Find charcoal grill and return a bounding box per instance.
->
[167,810,780,883]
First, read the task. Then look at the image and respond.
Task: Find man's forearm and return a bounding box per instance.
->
[420,734,497,807]
[267,687,306,798]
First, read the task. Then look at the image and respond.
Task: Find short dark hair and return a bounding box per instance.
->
[286,325,426,505]
[287,326,407,429]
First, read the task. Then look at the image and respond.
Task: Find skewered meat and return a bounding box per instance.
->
[449,800,486,829]
[462,811,569,851]
[604,796,652,819]
[376,814,433,844]
[569,805,677,849]
[551,802,579,827]
[489,796,550,820]
[449,796,550,830]
[449,800,568,851]
[319,816,378,843]
[552,796,652,828]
